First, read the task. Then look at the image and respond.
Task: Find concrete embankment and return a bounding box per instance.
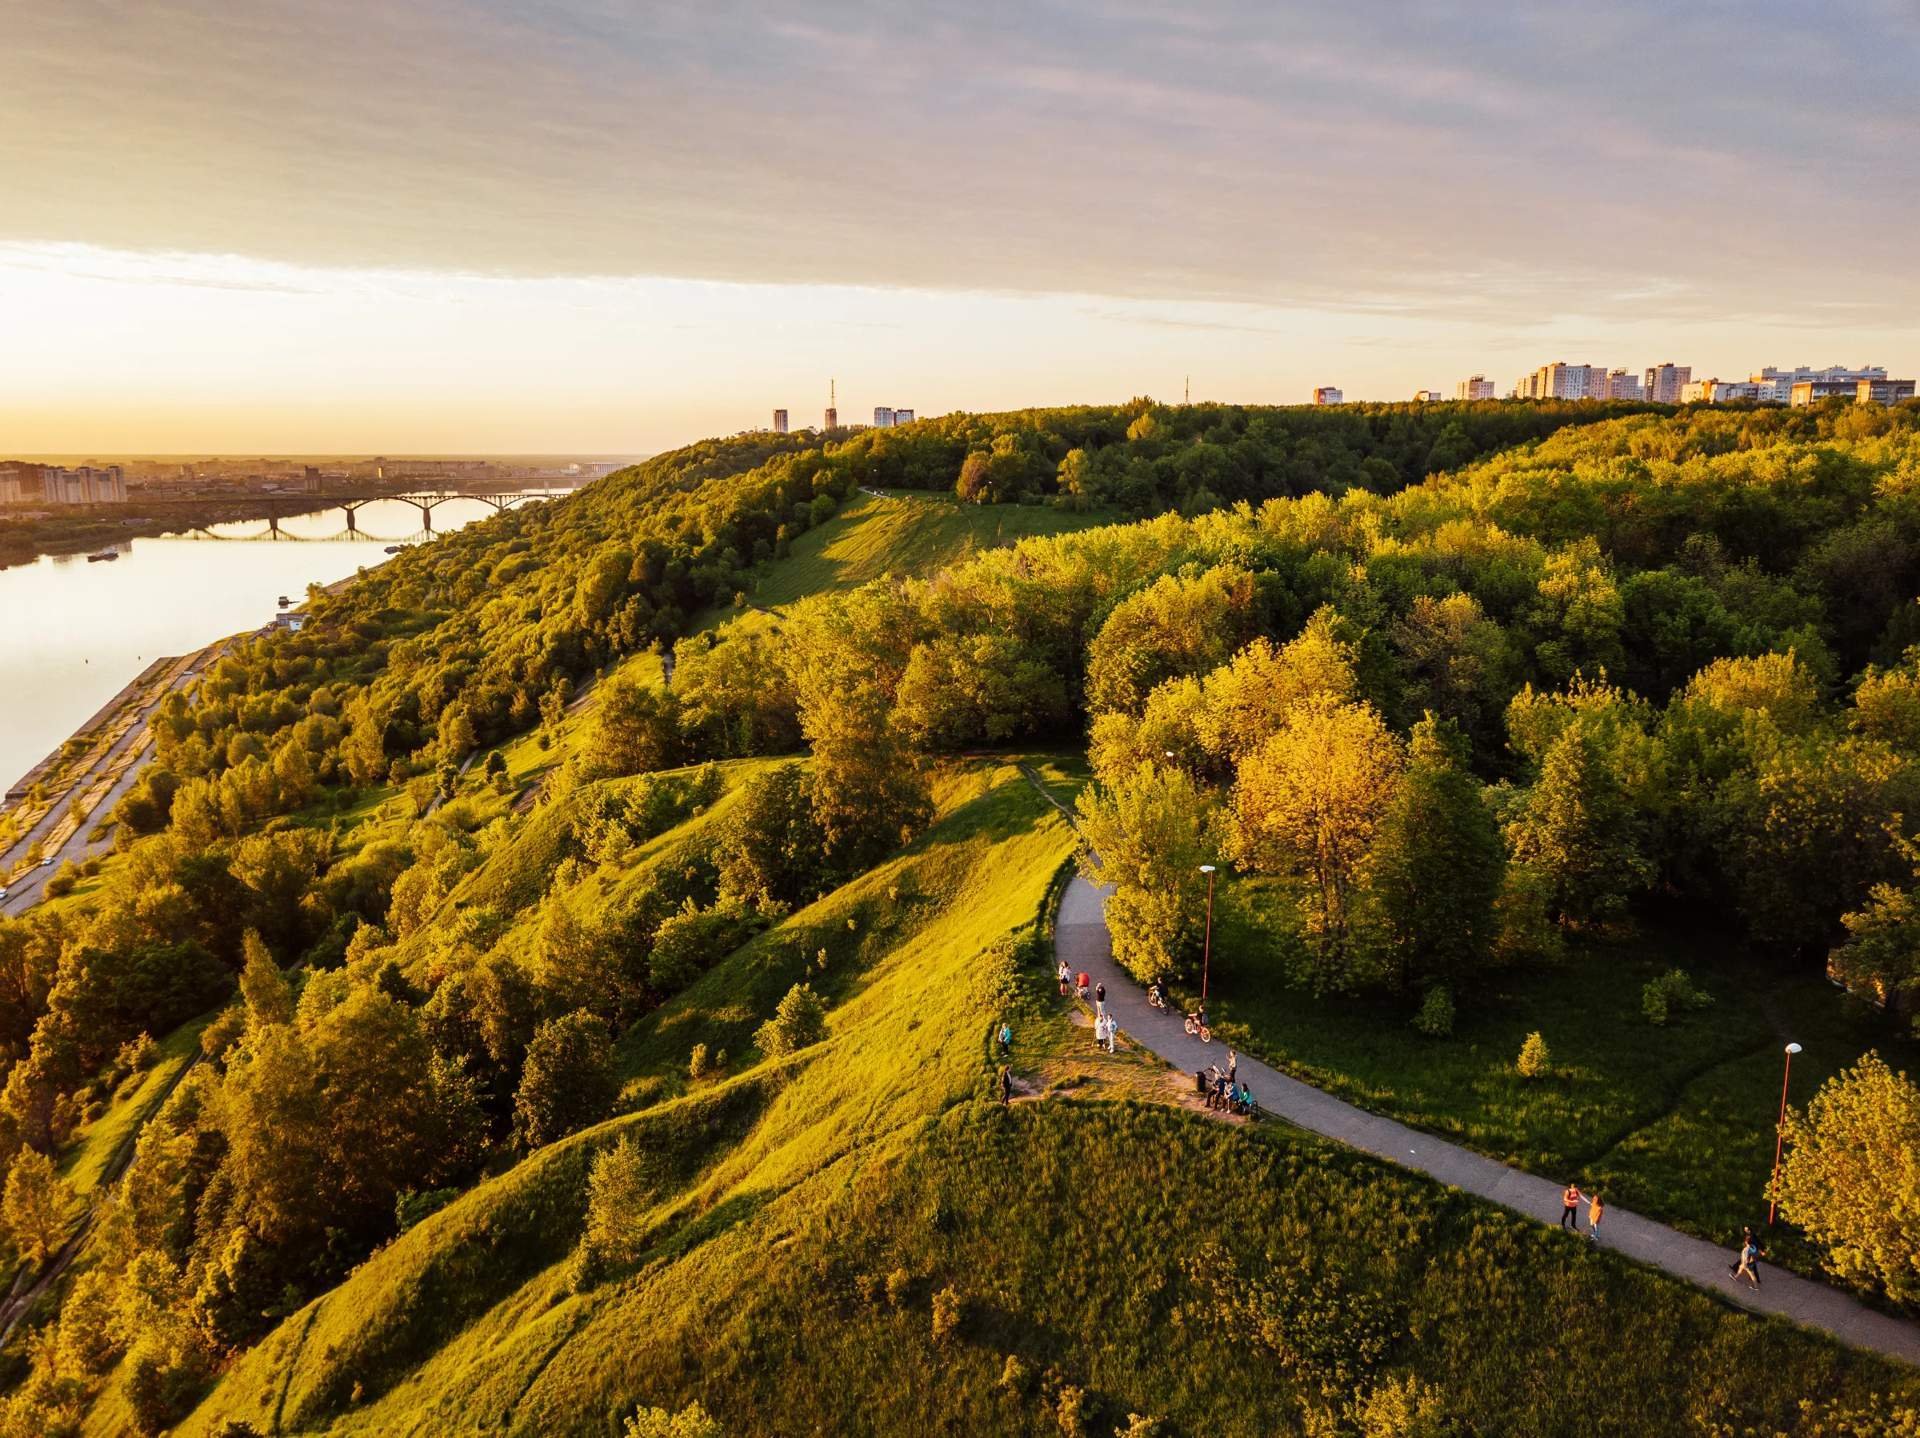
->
[4,656,174,803]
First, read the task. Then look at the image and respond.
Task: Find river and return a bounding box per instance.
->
[0,492,563,794]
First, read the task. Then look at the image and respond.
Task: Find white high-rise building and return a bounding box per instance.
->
[772,408,789,434]
[1456,375,1497,401]
[1312,386,1343,405]
[873,406,895,428]
[1643,364,1691,404]
[1517,363,1610,400]
[1412,389,1443,403]
[892,408,914,424]
[1602,369,1643,401]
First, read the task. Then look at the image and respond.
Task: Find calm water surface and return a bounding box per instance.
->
[0,493,554,792]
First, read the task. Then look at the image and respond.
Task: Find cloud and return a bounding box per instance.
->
[4,0,1918,325]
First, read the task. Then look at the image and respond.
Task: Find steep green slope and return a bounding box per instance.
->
[164,762,1920,1438]
[746,490,1112,610]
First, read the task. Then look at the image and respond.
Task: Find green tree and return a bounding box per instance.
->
[514,1010,616,1149]
[588,672,682,778]
[1,1146,70,1267]
[1776,1052,1920,1304]
[715,763,827,908]
[1362,718,1504,989]
[238,930,293,1030]
[1074,764,1216,983]
[1229,696,1405,977]
[1505,722,1653,926]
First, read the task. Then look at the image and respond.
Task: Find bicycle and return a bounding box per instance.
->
[1146,982,1168,1010]
[1184,1011,1212,1043]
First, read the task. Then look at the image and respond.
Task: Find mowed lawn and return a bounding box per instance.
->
[1190,878,1920,1274]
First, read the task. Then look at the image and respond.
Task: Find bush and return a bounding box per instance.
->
[756,982,828,1057]
[931,1284,964,1345]
[998,1353,1034,1395]
[1516,1031,1551,1079]
[623,1403,720,1438]
[44,861,80,898]
[1641,968,1713,1026]
[1055,1383,1090,1438]
[885,1266,912,1309]
[1412,985,1454,1038]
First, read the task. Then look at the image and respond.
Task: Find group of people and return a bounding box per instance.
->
[1198,1050,1254,1115]
[1558,1181,1606,1239]
[1558,1183,1766,1288]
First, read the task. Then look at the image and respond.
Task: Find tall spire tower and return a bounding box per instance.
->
[824,378,838,431]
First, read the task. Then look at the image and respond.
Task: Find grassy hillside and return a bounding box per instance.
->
[746,490,1112,610]
[158,760,1920,1438]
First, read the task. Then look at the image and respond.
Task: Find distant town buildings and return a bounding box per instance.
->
[893,407,914,424]
[873,407,894,428]
[1643,363,1691,404]
[1456,375,1497,401]
[1413,389,1444,403]
[1671,365,1913,407]
[772,408,789,435]
[824,379,838,431]
[0,462,126,505]
[1312,386,1344,405]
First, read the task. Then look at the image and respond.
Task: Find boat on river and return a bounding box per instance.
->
[86,550,119,563]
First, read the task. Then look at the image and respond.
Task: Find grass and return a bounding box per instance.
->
[59,1015,208,1200]
[1201,877,1920,1277]
[745,491,1112,612]
[159,757,1920,1437]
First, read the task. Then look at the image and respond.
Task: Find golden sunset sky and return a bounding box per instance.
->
[6,2,1917,453]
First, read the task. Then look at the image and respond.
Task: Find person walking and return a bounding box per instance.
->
[1057,960,1071,997]
[997,1021,1012,1058]
[1730,1227,1763,1288]
[1103,1013,1117,1054]
[1587,1191,1604,1241]
[1560,1182,1584,1232]
[998,1065,1012,1107]
[1094,981,1106,1010]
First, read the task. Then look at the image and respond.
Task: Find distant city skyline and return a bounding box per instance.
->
[5,3,1918,452]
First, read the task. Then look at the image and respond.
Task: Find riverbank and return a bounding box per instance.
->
[0,573,361,910]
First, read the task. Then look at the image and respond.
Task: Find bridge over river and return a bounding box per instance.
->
[143,488,565,542]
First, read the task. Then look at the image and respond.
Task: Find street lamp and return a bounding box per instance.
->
[1198,864,1217,1012]
[1768,1042,1803,1224]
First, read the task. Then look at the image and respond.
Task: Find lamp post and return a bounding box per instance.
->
[1198,864,1217,1011]
[1768,1042,1802,1225]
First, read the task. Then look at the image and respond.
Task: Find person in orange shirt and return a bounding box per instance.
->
[1587,1190,1605,1241]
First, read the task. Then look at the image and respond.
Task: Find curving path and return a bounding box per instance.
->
[1056,873,1920,1367]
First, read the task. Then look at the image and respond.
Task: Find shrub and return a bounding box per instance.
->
[1055,1383,1090,1438]
[1641,968,1713,1026]
[998,1353,1034,1395]
[118,1032,160,1074]
[1115,1416,1166,1438]
[885,1266,912,1308]
[44,861,80,898]
[394,1187,458,1233]
[623,1403,721,1438]
[931,1284,964,1345]
[1358,1375,1451,1437]
[1516,1031,1551,1079]
[1412,985,1454,1038]
[756,982,828,1057]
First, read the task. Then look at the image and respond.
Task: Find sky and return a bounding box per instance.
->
[5,0,1918,455]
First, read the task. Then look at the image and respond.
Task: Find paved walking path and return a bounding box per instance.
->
[1056,873,1920,1367]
